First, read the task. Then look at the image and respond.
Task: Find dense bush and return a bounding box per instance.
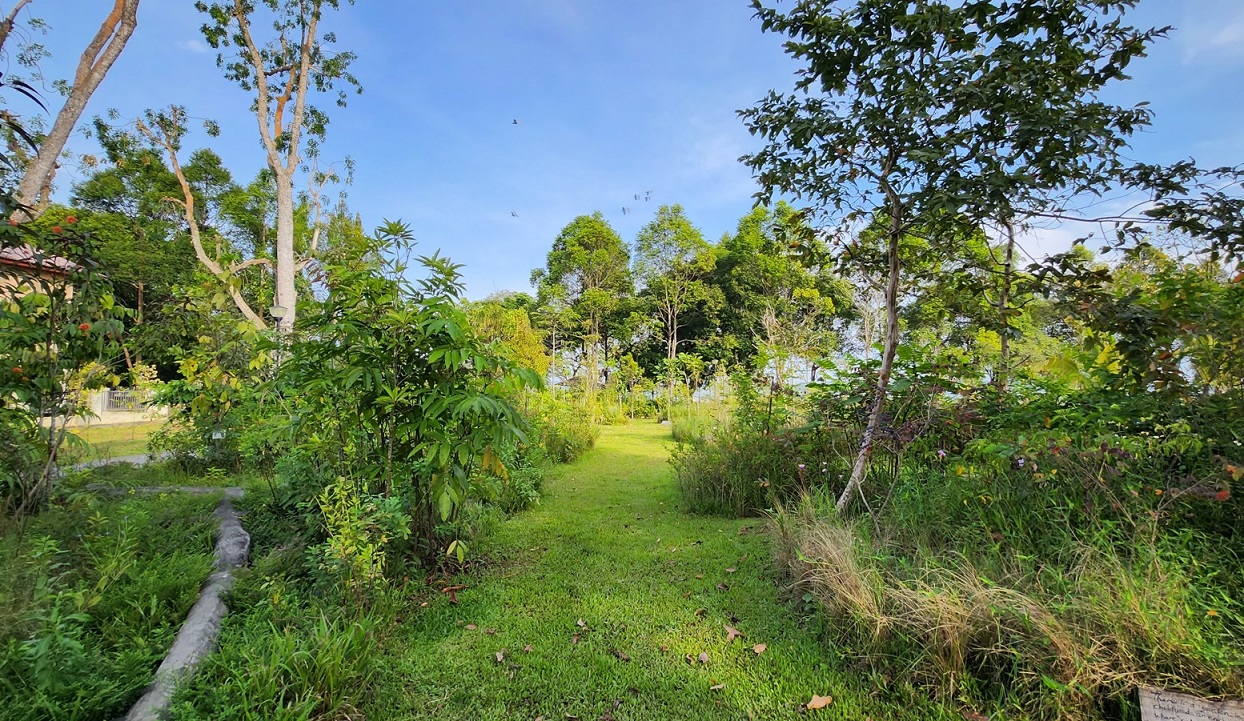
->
[677,346,1244,718]
[0,491,217,720]
[523,391,599,464]
[672,372,829,515]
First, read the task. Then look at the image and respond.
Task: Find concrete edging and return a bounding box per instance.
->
[123,486,250,721]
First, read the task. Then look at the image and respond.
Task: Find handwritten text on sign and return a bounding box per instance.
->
[1140,687,1244,721]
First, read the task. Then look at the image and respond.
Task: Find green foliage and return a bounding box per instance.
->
[523,391,599,464]
[672,372,817,516]
[633,204,719,367]
[170,609,379,721]
[277,220,536,562]
[0,491,217,721]
[0,211,129,515]
[467,298,550,378]
[148,279,277,472]
[315,476,411,602]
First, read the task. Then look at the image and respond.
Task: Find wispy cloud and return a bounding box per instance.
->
[1179,13,1244,63]
[177,38,209,54]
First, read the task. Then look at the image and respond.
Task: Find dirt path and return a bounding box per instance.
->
[368,423,938,720]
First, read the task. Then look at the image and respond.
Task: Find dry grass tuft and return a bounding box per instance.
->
[769,501,1244,720]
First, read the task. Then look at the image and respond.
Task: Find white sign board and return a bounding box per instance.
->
[1140,687,1244,721]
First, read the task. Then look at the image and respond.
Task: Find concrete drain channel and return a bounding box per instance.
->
[89,486,251,721]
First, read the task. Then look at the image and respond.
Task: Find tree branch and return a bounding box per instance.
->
[13,0,138,218]
[139,113,268,330]
[0,0,32,59]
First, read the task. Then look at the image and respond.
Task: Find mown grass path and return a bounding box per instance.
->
[371,423,943,720]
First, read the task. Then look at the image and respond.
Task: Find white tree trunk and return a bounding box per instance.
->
[273,172,297,332]
[14,0,138,218]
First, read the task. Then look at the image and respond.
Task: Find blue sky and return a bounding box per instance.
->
[13,0,1244,298]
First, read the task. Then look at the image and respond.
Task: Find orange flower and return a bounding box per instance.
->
[1154,489,1164,496]
[78,322,91,332]
[52,225,63,234]
[65,215,78,224]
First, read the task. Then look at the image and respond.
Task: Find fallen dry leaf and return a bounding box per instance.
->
[611,648,631,662]
[961,712,989,721]
[465,624,477,631]
[807,695,833,710]
[698,652,709,665]
[572,633,581,644]
[576,618,587,629]
[484,628,497,635]
[710,682,725,691]
[419,601,429,608]
[695,574,704,579]
[725,567,737,573]
[694,608,707,617]
[495,649,505,663]
[441,584,465,604]
[660,645,669,652]
[739,526,752,535]
[753,643,767,655]
[725,625,743,642]
[523,644,533,653]
[717,582,730,591]
[684,653,694,665]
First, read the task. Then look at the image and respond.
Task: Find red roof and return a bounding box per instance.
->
[0,244,79,274]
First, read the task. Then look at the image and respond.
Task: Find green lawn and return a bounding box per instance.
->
[367,423,948,720]
[66,420,162,462]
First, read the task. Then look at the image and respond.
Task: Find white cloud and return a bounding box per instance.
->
[1180,13,1244,63]
[177,38,209,54]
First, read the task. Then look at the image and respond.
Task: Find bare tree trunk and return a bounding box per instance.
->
[996,221,1015,393]
[836,200,902,515]
[14,0,139,218]
[273,175,297,332]
[230,0,318,334]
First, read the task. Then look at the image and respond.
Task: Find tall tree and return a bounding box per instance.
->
[741,0,1163,514]
[713,203,848,381]
[197,0,360,332]
[531,212,632,389]
[632,204,715,388]
[11,0,139,219]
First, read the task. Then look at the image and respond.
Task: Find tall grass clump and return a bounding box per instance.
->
[672,371,831,516]
[771,477,1244,720]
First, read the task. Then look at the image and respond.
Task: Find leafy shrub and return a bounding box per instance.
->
[0,215,129,515]
[524,391,599,464]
